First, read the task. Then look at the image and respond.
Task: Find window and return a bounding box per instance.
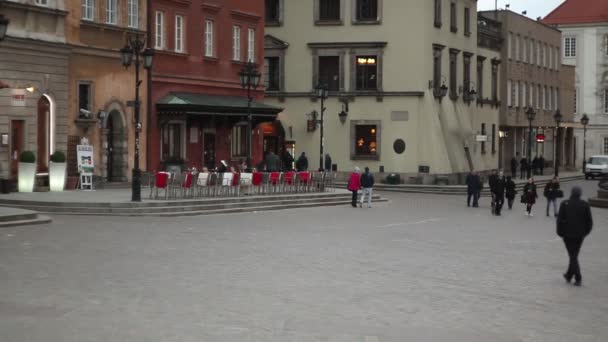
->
[604,137,608,155]
[463,53,472,100]
[544,44,549,66]
[356,0,378,22]
[35,0,48,6]
[477,57,484,101]
[528,39,533,63]
[205,20,214,57]
[265,0,280,23]
[264,57,280,91]
[604,35,608,56]
[548,86,553,110]
[356,56,378,90]
[523,82,527,107]
[161,123,185,160]
[433,45,444,95]
[555,88,559,111]
[523,37,527,63]
[82,0,94,20]
[106,0,117,25]
[541,86,546,109]
[155,11,164,49]
[232,26,241,61]
[539,43,544,66]
[491,61,498,102]
[530,83,535,108]
[318,56,340,91]
[491,124,496,154]
[450,0,457,33]
[464,7,471,36]
[507,80,512,106]
[231,125,247,158]
[513,81,518,107]
[354,124,378,157]
[449,50,458,98]
[508,32,514,59]
[537,84,541,109]
[564,37,576,57]
[77,82,92,113]
[604,89,608,114]
[537,42,541,65]
[434,0,441,28]
[319,0,340,21]
[127,0,139,28]
[247,29,256,62]
[175,16,184,53]
[515,35,520,61]
[481,123,486,154]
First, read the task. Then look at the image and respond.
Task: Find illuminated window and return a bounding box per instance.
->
[354,124,377,156]
[356,56,377,90]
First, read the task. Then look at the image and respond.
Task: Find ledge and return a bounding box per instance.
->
[80,20,146,35]
[314,20,344,26]
[264,91,425,99]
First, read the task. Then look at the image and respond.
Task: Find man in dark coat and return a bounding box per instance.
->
[538,155,545,175]
[532,156,540,175]
[492,171,506,216]
[557,186,593,286]
[505,176,517,210]
[488,169,499,213]
[264,152,281,172]
[520,157,528,179]
[511,154,519,178]
[281,149,294,171]
[295,152,308,172]
[324,154,332,172]
[466,170,482,208]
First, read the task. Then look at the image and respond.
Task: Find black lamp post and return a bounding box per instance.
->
[316,83,328,171]
[553,109,562,177]
[120,35,154,202]
[238,61,261,171]
[580,113,589,172]
[0,15,9,41]
[526,107,536,179]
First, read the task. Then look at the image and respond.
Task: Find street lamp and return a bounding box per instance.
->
[553,109,562,177]
[238,61,261,171]
[525,107,536,179]
[120,35,154,202]
[580,113,589,172]
[316,83,328,171]
[0,15,9,41]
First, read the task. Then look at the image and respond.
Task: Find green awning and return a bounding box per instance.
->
[157,92,283,117]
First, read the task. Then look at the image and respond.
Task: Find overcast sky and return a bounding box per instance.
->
[477,0,566,20]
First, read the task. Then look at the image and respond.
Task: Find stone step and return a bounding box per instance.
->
[0,215,52,228]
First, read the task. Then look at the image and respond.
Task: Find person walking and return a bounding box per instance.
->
[281,149,294,171]
[359,167,374,208]
[488,170,499,214]
[295,152,308,172]
[532,156,539,175]
[538,155,545,175]
[511,154,519,178]
[522,177,538,216]
[557,186,593,286]
[505,176,517,210]
[493,171,506,216]
[519,156,528,180]
[466,170,481,207]
[347,167,362,208]
[324,154,332,172]
[265,152,281,172]
[544,176,562,217]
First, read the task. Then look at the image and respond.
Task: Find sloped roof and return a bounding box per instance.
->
[542,0,608,25]
[157,92,283,116]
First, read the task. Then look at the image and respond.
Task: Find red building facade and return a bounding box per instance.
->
[148,0,282,172]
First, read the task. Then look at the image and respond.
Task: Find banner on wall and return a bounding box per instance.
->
[77,145,95,173]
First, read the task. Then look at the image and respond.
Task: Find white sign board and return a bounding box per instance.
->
[476,135,488,142]
[77,145,95,173]
[11,89,26,107]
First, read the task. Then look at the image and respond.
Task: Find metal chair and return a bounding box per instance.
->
[153,172,170,200]
[239,173,253,195]
[169,172,186,198]
[269,172,282,194]
[219,172,233,196]
[196,172,210,197]
[282,171,296,193]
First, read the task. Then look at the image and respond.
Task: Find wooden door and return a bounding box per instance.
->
[203,133,216,170]
[37,97,50,173]
[10,120,25,179]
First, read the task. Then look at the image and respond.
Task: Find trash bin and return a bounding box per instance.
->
[0,179,9,194]
[386,173,400,185]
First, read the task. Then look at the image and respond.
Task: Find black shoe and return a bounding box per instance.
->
[563,273,572,283]
[574,280,582,287]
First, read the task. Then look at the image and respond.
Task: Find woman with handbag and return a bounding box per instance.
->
[522,177,538,216]
[544,176,562,217]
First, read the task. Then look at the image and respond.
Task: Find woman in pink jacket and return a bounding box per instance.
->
[347,167,362,207]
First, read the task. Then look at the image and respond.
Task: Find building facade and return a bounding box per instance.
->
[148,0,281,173]
[0,0,69,181]
[264,0,501,180]
[65,0,148,182]
[543,0,608,166]
[480,10,576,174]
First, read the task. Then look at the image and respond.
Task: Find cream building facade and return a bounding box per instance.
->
[264,0,501,181]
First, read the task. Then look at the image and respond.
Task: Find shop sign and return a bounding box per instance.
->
[11,89,26,107]
[77,145,95,173]
[476,135,488,142]
[536,134,545,143]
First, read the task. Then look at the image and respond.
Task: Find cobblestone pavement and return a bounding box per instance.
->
[0,181,606,342]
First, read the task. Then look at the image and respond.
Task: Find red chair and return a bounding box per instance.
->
[282,171,296,193]
[297,172,311,192]
[269,172,282,193]
[153,172,170,199]
[230,172,241,196]
[252,172,264,194]
[182,172,194,198]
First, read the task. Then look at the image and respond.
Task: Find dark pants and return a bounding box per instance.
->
[467,191,479,207]
[351,190,358,207]
[511,168,517,178]
[564,237,584,282]
[520,168,527,179]
[539,167,544,175]
[494,195,504,215]
[507,197,514,209]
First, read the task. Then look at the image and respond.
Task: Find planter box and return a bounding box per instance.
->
[18,162,36,192]
[49,162,67,191]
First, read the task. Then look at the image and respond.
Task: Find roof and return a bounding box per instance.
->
[157,92,283,116]
[542,0,608,25]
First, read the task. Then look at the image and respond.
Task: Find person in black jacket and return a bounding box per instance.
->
[557,186,593,286]
[520,157,528,180]
[359,167,375,208]
[532,156,539,175]
[511,154,519,178]
[505,176,517,210]
[538,155,545,175]
[544,176,561,217]
[493,171,506,216]
[324,154,332,172]
[488,170,499,214]
[522,177,538,216]
[465,170,481,207]
[295,152,308,172]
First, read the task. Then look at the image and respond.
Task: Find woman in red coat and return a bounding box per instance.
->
[347,167,362,207]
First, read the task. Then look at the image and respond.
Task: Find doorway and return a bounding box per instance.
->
[263,136,279,155]
[203,132,216,170]
[10,120,25,179]
[106,110,127,182]
[37,97,50,173]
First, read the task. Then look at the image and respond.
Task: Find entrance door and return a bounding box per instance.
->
[203,133,216,170]
[37,97,50,173]
[263,136,279,155]
[10,120,25,179]
[107,115,114,180]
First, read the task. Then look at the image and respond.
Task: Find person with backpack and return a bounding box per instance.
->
[347,167,362,208]
[359,167,375,208]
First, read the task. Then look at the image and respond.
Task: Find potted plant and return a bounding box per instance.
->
[49,151,67,191]
[18,151,36,192]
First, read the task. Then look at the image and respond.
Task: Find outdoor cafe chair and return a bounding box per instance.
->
[196,172,210,197]
[169,172,186,199]
[269,172,282,194]
[282,171,296,193]
[252,172,264,195]
[297,171,312,193]
[153,172,170,200]
[141,172,153,198]
[230,172,241,197]
[182,172,194,198]
[219,172,233,196]
[239,173,253,196]
[207,173,219,197]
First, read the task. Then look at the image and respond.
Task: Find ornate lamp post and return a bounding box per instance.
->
[238,61,261,171]
[580,113,589,172]
[525,107,536,179]
[316,83,328,171]
[553,109,562,177]
[120,35,154,202]
[0,15,9,41]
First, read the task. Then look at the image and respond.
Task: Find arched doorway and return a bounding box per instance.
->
[37,96,50,173]
[105,110,128,182]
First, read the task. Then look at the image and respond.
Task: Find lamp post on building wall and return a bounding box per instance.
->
[120,35,154,202]
[580,113,589,172]
[526,107,536,179]
[0,15,9,41]
[553,109,562,177]
[316,83,328,171]
[239,62,261,171]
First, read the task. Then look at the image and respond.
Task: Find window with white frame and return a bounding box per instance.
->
[205,20,214,57]
[161,123,186,160]
[523,82,528,106]
[548,86,553,110]
[232,26,241,61]
[544,44,549,66]
[604,35,608,56]
[530,83,535,108]
[128,0,139,28]
[523,37,528,63]
[604,137,608,155]
[175,16,184,53]
[231,125,247,158]
[155,11,165,49]
[555,88,559,110]
[508,33,513,59]
[515,35,520,61]
[106,0,117,25]
[35,0,48,6]
[537,84,541,109]
[514,81,519,107]
[604,88,608,114]
[247,28,255,62]
[537,42,541,65]
[82,0,94,20]
[507,80,512,106]
[564,37,576,57]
